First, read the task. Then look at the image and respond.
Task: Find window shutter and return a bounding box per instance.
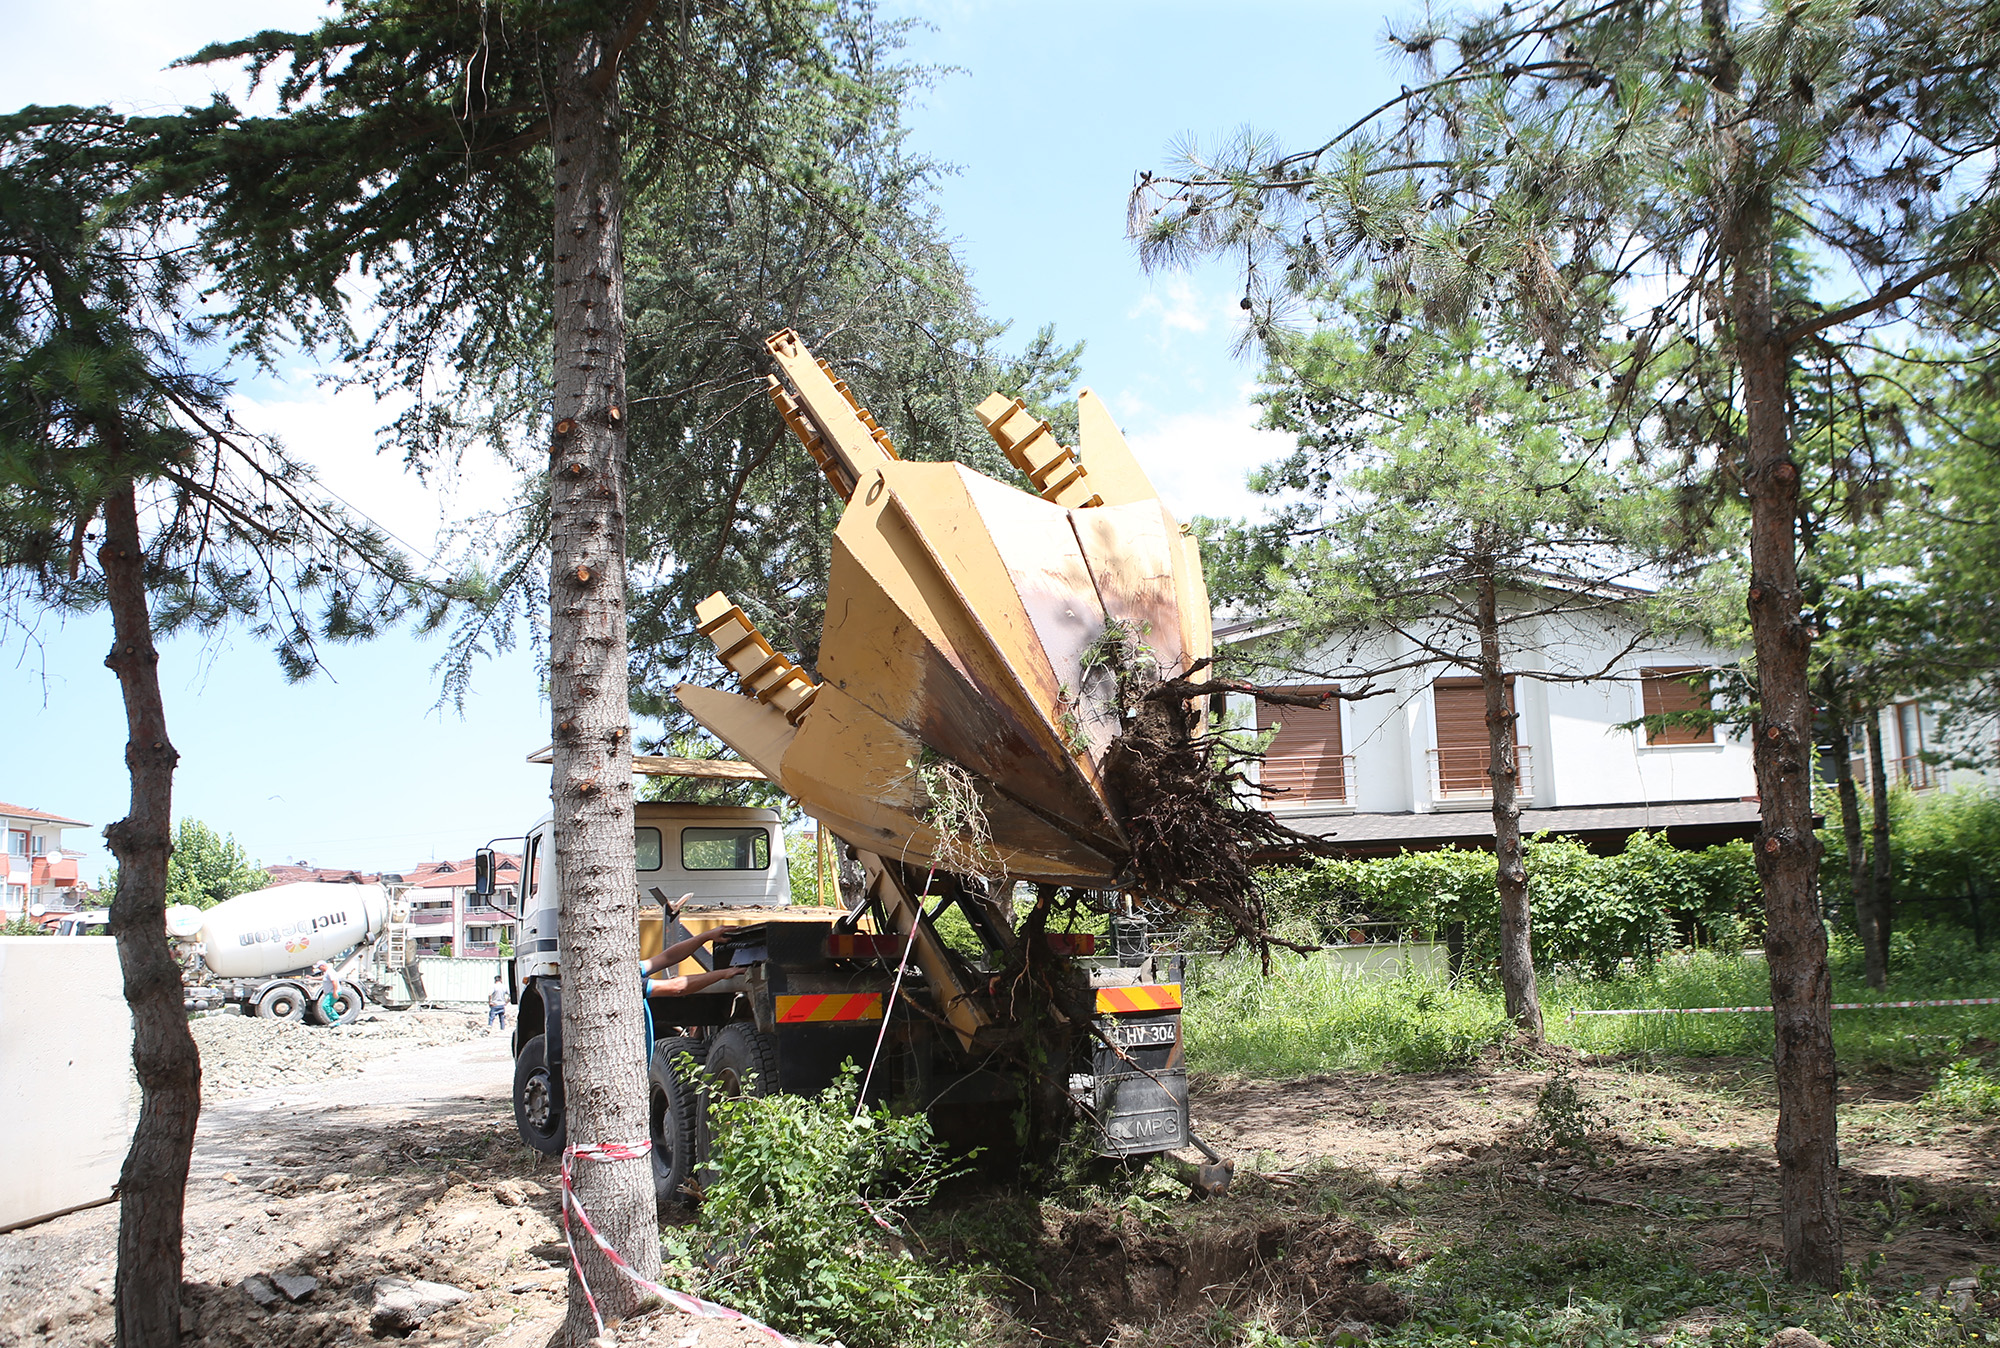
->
[1640,667,1714,745]
[1256,688,1345,803]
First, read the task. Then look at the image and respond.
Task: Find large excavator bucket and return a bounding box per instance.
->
[676,329,1212,885]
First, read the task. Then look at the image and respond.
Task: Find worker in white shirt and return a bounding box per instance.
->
[317,963,340,1022]
[487,976,508,1032]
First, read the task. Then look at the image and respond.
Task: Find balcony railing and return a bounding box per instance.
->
[409,910,454,925]
[1846,753,1940,792]
[1892,755,1939,791]
[1258,753,1356,808]
[1428,745,1534,802]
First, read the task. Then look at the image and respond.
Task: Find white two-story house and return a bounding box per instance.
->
[1219,587,1763,856]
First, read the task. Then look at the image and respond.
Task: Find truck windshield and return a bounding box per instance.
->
[681,827,770,871]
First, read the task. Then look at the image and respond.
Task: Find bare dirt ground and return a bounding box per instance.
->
[1194,1053,2000,1291]
[0,1012,772,1348]
[4,1026,1995,1348]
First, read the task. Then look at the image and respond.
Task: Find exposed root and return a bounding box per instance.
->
[1102,662,1336,971]
[909,748,997,877]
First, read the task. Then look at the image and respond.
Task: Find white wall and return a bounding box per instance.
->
[1231,595,1757,813]
[0,936,135,1230]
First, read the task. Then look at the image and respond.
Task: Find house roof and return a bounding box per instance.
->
[410,855,521,890]
[1214,569,1666,646]
[1262,798,1773,859]
[263,864,382,886]
[0,802,88,828]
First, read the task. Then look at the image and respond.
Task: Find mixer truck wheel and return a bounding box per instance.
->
[256,984,306,1021]
[314,981,364,1026]
[704,1022,781,1100]
[648,1037,707,1209]
[513,1033,566,1156]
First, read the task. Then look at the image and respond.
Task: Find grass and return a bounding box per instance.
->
[1183,923,2000,1078]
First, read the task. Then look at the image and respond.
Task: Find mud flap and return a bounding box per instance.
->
[1090,1067,1189,1156]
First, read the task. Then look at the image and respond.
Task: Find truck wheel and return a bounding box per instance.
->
[704,1022,781,1100]
[256,984,306,1021]
[648,1037,708,1209]
[513,1033,566,1156]
[321,981,364,1025]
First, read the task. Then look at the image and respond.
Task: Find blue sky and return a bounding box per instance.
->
[0,0,1399,886]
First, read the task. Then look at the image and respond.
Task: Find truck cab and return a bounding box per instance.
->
[513,802,790,985]
[505,802,817,1160]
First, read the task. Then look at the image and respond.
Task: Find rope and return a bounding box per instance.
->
[854,866,935,1120]
[559,1140,795,1343]
[1567,996,2000,1023]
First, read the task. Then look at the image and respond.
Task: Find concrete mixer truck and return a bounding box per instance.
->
[169,881,413,1024]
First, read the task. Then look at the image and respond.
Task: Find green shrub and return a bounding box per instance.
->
[1244,832,1761,977]
[0,915,51,936]
[1923,1058,2000,1116]
[1821,784,2000,936]
[663,1064,967,1348]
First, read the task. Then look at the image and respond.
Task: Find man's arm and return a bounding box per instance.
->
[641,915,739,976]
[643,966,744,997]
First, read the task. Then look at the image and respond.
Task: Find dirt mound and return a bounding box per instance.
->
[1031,1209,1408,1343]
[193,1009,483,1098]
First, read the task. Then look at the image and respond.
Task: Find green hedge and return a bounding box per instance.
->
[1249,830,1762,978]
[1819,785,2000,931]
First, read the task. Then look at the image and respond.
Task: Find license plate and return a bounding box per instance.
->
[1102,1020,1177,1048]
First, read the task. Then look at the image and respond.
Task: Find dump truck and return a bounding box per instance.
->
[169,880,414,1022]
[496,331,1224,1204]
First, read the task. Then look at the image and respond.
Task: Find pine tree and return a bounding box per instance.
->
[1218,324,1672,1038]
[0,104,437,1346]
[177,3,892,1333]
[1132,0,2000,1284]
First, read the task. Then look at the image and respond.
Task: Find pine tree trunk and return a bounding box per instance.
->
[101,479,201,1348]
[1478,571,1541,1039]
[548,28,658,1343]
[1829,714,1884,989]
[1866,715,1894,973]
[1730,184,1843,1286]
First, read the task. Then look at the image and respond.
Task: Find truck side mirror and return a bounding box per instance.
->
[473,848,496,898]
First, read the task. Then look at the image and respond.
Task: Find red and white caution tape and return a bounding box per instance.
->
[1567,996,2000,1023]
[559,1139,794,1344]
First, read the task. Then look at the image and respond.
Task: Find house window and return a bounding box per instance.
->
[30,835,46,856]
[1255,687,1348,805]
[7,831,25,857]
[1892,700,1936,789]
[1431,676,1521,796]
[1640,667,1714,745]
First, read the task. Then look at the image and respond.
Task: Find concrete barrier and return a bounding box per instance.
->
[408,955,509,1003]
[0,936,135,1231]
[1314,940,1449,980]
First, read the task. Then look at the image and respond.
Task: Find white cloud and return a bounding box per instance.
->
[1127,277,1222,338]
[230,384,526,569]
[1125,402,1293,524]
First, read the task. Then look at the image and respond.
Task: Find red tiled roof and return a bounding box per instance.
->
[410,854,521,889]
[262,864,382,887]
[0,802,88,828]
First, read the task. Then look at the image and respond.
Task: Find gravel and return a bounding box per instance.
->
[192,1009,486,1099]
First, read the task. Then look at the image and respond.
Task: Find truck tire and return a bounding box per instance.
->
[648,1037,708,1209]
[322,980,364,1025]
[704,1022,781,1100]
[513,1033,566,1156]
[256,983,306,1021]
